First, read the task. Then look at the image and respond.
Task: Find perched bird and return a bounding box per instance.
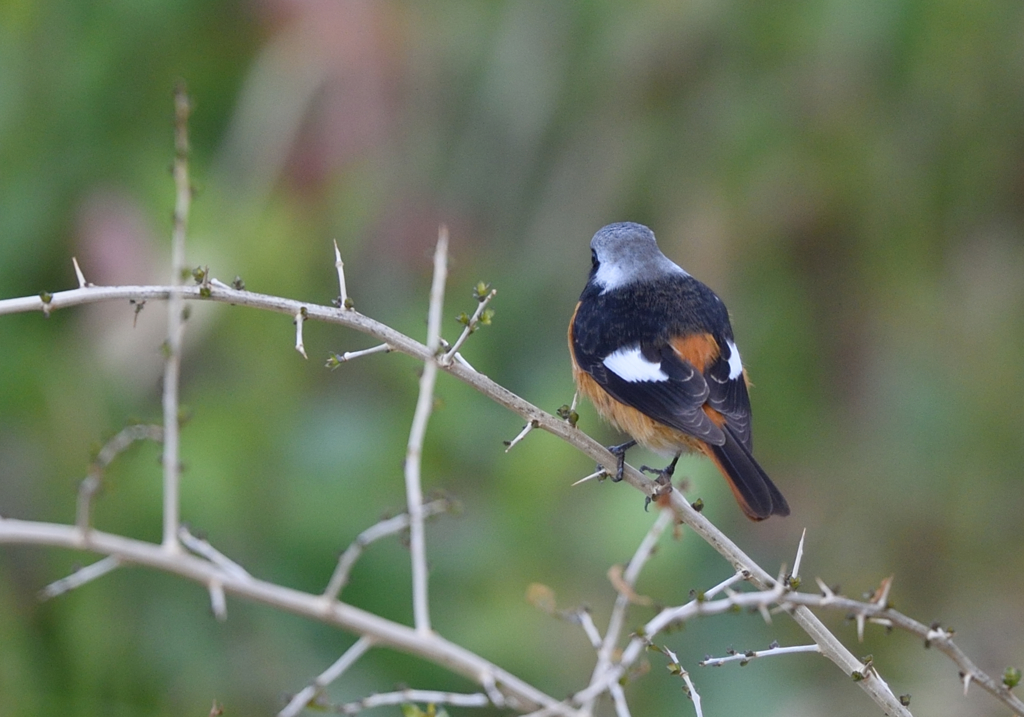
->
[568,222,789,520]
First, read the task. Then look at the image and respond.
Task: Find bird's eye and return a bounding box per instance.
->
[591,248,598,267]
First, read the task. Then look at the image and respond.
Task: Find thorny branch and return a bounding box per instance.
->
[161,82,192,553]
[404,227,449,634]
[8,271,1020,714]
[0,98,1018,714]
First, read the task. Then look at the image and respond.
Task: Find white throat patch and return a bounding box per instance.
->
[593,262,628,292]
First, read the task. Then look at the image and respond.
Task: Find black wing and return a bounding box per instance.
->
[584,343,726,446]
[704,343,753,451]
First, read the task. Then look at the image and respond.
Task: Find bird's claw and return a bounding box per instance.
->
[640,457,678,510]
[599,439,636,482]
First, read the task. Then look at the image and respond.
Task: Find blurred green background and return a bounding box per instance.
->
[2,1,1023,715]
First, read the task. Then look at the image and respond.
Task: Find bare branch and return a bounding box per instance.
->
[583,509,673,713]
[77,423,164,534]
[650,642,703,717]
[4,265,1018,714]
[441,286,496,365]
[0,517,579,716]
[161,83,193,553]
[39,556,122,600]
[504,419,538,453]
[322,499,452,602]
[178,526,252,580]
[327,343,392,367]
[326,687,490,715]
[701,643,821,667]
[608,681,631,717]
[404,227,449,634]
[279,636,375,717]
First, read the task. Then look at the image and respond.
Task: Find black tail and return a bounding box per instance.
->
[706,427,790,521]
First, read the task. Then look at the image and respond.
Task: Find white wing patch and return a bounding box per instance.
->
[726,340,744,380]
[602,345,669,383]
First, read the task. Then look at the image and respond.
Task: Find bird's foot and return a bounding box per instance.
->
[640,456,679,511]
[599,440,637,482]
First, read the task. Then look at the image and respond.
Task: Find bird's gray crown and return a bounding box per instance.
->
[590,222,688,291]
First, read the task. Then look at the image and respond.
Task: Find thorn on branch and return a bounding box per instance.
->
[571,469,606,487]
[209,580,227,621]
[39,556,122,600]
[332,239,354,310]
[326,343,393,369]
[503,420,538,452]
[72,257,89,288]
[294,307,308,359]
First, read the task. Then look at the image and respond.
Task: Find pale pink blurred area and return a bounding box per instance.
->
[211,0,476,270]
[75,190,160,287]
[74,189,215,391]
[216,0,401,200]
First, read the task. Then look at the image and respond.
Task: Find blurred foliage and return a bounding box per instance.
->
[2,1,1024,716]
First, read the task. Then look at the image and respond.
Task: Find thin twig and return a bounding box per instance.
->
[326,687,490,715]
[504,420,538,453]
[0,518,578,715]
[608,681,631,717]
[178,526,252,580]
[701,643,822,667]
[39,555,122,600]
[572,609,603,650]
[583,509,673,713]
[161,83,192,553]
[654,643,703,717]
[703,571,748,600]
[440,288,497,365]
[76,424,164,534]
[322,499,452,602]
[279,636,375,717]
[404,227,449,634]
[327,343,392,366]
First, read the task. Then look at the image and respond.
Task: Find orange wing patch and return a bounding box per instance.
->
[670,333,729,429]
[669,332,720,372]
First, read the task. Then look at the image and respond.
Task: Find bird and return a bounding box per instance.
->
[568,221,789,520]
